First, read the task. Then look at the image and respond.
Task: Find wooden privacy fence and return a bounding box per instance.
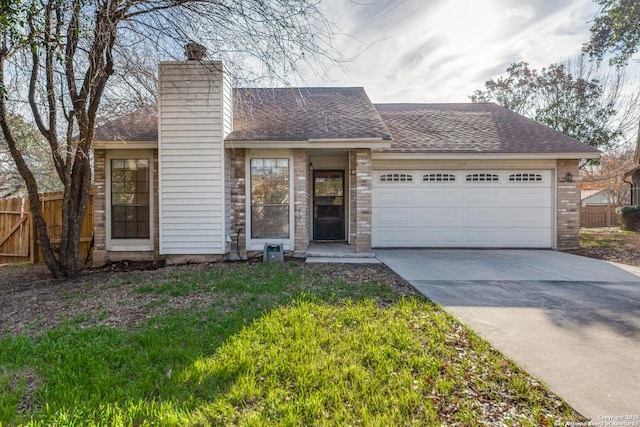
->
[0,192,93,265]
[580,205,619,229]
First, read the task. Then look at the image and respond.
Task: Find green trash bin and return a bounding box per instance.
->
[263,243,284,263]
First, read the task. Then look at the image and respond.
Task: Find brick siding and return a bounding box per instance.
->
[229,148,246,259]
[354,149,372,252]
[293,149,310,254]
[557,159,580,249]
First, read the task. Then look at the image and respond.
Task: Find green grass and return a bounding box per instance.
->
[0,261,582,426]
[579,228,639,248]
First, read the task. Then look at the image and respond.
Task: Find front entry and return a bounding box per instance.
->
[313,170,345,240]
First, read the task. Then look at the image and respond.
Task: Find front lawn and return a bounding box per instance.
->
[0,261,584,426]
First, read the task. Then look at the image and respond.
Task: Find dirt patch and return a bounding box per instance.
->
[0,260,418,338]
[563,228,640,267]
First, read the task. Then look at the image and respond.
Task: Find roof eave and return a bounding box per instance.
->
[623,165,640,182]
[372,151,601,160]
[93,140,158,149]
[224,138,391,150]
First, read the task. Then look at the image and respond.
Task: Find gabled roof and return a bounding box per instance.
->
[94,87,391,143]
[226,87,391,142]
[93,91,600,157]
[375,103,601,155]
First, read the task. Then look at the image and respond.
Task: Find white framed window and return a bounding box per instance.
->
[380,173,413,182]
[466,173,499,182]
[250,158,290,239]
[246,150,294,251]
[509,173,543,182]
[106,150,154,252]
[423,173,456,182]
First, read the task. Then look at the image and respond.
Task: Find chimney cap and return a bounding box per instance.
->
[185,42,207,60]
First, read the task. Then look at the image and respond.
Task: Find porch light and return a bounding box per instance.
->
[565,171,573,182]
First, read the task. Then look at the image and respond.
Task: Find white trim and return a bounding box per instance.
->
[105,149,154,252]
[94,140,158,150]
[226,139,391,150]
[373,158,558,169]
[372,152,600,160]
[245,150,295,251]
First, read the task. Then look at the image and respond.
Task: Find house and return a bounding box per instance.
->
[91,59,600,266]
[581,189,628,207]
[623,122,640,205]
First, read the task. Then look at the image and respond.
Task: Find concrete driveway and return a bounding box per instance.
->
[376,249,640,420]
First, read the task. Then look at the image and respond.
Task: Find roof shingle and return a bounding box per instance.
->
[93,92,600,155]
[374,103,600,154]
[227,87,391,141]
[94,105,158,141]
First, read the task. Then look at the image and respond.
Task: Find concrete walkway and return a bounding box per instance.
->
[376,249,640,420]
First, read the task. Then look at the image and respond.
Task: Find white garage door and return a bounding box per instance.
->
[372,170,553,248]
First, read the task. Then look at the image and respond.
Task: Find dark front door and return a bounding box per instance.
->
[313,170,345,240]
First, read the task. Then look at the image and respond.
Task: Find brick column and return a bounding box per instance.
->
[557,159,580,249]
[349,151,357,245]
[229,149,246,258]
[293,149,310,255]
[354,149,372,252]
[92,149,108,266]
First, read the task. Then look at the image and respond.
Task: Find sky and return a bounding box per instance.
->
[302,0,640,103]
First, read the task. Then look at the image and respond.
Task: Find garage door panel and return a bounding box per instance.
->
[462,189,501,205]
[372,168,553,248]
[418,189,458,204]
[376,228,459,246]
[505,209,552,227]
[505,189,551,206]
[424,229,461,245]
[418,208,460,225]
[373,208,418,226]
[462,229,502,245]
[462,208,504,226]
[506,230,550,246]
[374,189,418,205]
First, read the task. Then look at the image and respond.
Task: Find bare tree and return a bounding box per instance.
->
[0,113,61,197]
[0,0,337,278]
[581,142,635,206]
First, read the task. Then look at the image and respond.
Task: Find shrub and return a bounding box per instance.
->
[616,206,640,231]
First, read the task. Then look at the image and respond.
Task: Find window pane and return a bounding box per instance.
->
[138,223,150,238]
[252,205,289,239]
[138,206,150,222]
[113,206,126,222]
[111,158,150,239]
[250,158,289,239]
[113,222,126,238]
[137,191,149,205]
[251,158,289,205]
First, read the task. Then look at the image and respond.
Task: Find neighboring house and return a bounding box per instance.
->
[91,59,600,266]
[624,122,640,205]
[581,189,628,207]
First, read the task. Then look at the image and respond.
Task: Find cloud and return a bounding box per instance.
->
[305,0,615,103]
[504,6,536,20]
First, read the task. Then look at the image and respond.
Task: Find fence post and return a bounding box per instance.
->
[28,198,35,264]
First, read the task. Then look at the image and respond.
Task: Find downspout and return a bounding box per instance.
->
[623,173,634,205]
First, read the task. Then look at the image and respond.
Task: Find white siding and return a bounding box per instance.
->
[158,61,232,255]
